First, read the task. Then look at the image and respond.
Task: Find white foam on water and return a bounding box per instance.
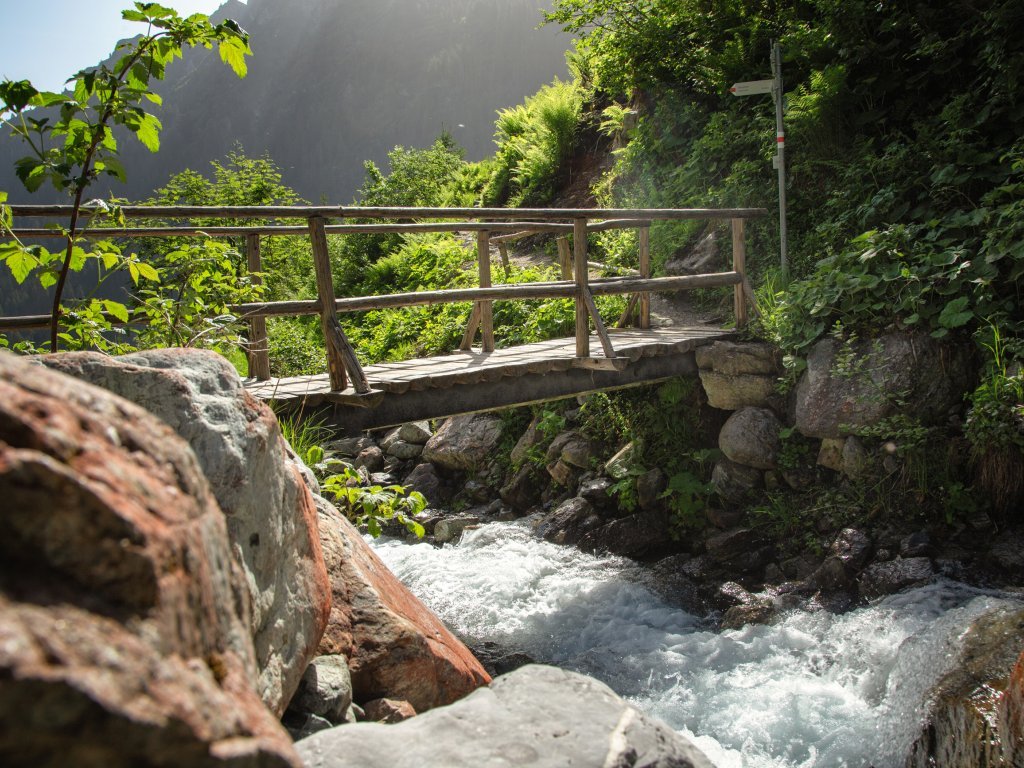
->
[372,522,1017,768]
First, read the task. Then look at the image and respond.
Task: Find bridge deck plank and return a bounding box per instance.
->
[244,326,731,405]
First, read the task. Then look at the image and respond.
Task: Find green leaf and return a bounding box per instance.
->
[129,262,140,284]
[938,296,973,329]
[218,36,250,78]
[134,113,162,152]
[102,300,130,323]
[1,245,40,283]
[0,80,38,112]
[136,262,160,282]
[101,251,119,270]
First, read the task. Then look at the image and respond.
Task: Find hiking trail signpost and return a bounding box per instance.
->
[730,41,788,277]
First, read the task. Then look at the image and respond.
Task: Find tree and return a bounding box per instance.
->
[0,2,252,350]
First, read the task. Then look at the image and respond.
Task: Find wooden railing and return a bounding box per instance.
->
[1,205,766,393]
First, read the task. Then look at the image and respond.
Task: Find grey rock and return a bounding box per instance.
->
[705,528,773,574]
[289,655,354,724]
[330,436,376,457]
[296,665,715,768]
[719,407,782,469]
[500,464,543,511]
[643,554,707,614]
[696,341,782,376]
[434,515,482,544]
[403,463,443,503]
[781,554,822,580]
[716,581,757,608]
[840,436,870,478]
[387,440,424,460]
[721,603,777,630]
[989,530,1024,571]
[858,557,935,599]
[355,446,386,472]
[699,371,780,411]
[711,458,763,503]
[906,606,1024,768]
[410,509,446,536]
[558,433,597,470]
[536,497,599,546]
[291,714,334,740]
[636,468,667,510]
[667,228,720,276]
[379,427,403,453]
[509,416,545,467]
[423,413,503,472]
[816,438,845,471]
[398,421,433,445]
[546,459,577,487]
[901,531,932,558]
[795,333,975,439]
[706,506,746,529]
[807,556,852,592]
[579,476,614,508]
[831,528,873,570]
[461,479,492,504]
[578,509,671,559]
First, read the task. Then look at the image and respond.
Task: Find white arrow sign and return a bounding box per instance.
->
[730,79,773,96]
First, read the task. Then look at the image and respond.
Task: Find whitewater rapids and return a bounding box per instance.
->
[372,521,1017,768]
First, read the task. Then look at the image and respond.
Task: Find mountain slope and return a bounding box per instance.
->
[0,0,570,203]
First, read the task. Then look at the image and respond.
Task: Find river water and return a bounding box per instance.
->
[371,521,1017,768]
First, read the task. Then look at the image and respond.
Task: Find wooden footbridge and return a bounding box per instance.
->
[2,204,764,433]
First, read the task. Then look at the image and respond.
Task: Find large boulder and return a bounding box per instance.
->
[906,607,1024,767]
[39,349,331,716]
[314,498,491,712]
[0,351,298,767]
[295,664,715,768]
[718,407,782,469]
[794,333,974,439]
[422,413,503,472]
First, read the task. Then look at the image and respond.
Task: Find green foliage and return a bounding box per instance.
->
[333,134,469,289]
[547,0,1024,354]
[965,324,1024,513]
[0,2,251,350]
[579,378,713,533]
[278,413,334,468]
[144,149,310,301]
[267,317,326,377]
[134,239,263,349]
[322,467,427,538]
[483,79,583,206]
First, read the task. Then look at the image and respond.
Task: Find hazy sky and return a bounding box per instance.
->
[0,0,242,93]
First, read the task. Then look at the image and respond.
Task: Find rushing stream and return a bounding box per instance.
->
[372,521,1018,768]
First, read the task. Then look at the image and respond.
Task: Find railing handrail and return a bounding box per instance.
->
[5,204,768,221]
[1,205,765,392]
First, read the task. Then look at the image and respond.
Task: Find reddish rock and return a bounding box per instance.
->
[0,351,298,767]
[314,498,491,712]
[40,349,331,715]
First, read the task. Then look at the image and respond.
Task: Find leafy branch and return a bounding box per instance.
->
[0,2,251,350]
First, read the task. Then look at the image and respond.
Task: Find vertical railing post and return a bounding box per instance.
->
[573,217,590,357]
[478,229,495,353]
[245,233,271,381]
[308,215,371,393]
[639,225,651,330]
[732,218,748,328]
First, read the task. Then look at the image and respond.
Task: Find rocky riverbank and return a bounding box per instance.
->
[0,348,713,767]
